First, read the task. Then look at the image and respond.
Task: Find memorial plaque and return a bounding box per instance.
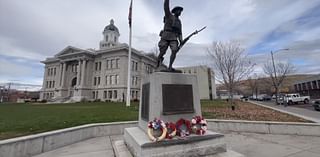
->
[162,84,194,115]
[141,83,150,121]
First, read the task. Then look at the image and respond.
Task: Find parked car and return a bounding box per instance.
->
[256,94,271,101]
[284,93,310,105]
[240,96,248,101]
[312,99,320,111]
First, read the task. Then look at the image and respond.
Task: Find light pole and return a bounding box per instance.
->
[270,48,289,105]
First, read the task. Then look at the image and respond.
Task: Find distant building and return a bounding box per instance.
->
[177,66,216,100]
[294,74,320,99]
[40,19,158,102]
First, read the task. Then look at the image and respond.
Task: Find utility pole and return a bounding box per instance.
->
[270,49,289,105]
[271,51,279,105]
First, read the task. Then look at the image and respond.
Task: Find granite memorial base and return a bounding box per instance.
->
[123,72,244,157]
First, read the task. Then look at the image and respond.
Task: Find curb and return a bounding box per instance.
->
[249,101,320,123]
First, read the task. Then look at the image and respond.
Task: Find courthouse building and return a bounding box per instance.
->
[40,19,217,102]
[40,19,158,102]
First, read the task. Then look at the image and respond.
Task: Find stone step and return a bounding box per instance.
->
[113,139,244,157]
[122,127,245,157]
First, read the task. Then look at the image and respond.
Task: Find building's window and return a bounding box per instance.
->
[47,68,50,76]
[106,35,108,41]
[131,61,134,71]
[53,81,55,88]
[111,75,115,85]
[312,81,317,89]
[98,77,101,85]
[111,59,114,69]
[108,91,112,99]
[99,62,101,71]
[106,76,109,85]
[132,76,135,85]
[106,60,109,69]
[116,75,119,84]
[116,59,119,69]
[54,68,56,75]
[46,81,48,88]
[317,80,320,89]
[136,91,139,99]
[135,77,138,86]
[109,76,112,85]
[49,81,52,88]
[94,77,97,86]
[95,62,98,71]
[104,91,107,99]
[307,82,312,90]
[92,91,95,99]
[114,36,116,42]
[135,62,138,71]
[189,70,191,74]
[113,90,117,99]
[302,83,307,90]
[131,91,135,99]
[298,84,302,91]
[95,91,98,99]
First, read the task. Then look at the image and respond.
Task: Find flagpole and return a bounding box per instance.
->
[126,0,133,107]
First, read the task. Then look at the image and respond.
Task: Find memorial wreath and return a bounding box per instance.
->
[165,122,177,139]
[147,118,167,142]
[191,116,207,135]
[176,118,191,137]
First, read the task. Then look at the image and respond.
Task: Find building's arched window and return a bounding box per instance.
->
[71,77,77,87]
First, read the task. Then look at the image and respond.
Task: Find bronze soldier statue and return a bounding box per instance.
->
[157,0,183,71]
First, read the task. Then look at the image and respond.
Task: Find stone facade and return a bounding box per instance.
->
[40,19,157,102]
[177,65,216,100]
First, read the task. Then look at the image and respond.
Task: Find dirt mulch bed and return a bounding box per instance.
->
[202,100,312,123]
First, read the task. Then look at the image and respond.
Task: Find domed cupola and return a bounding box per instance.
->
[100,19,120,49]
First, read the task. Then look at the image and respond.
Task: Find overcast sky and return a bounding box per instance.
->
[1,0,320,87]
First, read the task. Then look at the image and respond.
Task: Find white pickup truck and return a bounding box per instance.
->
[284,93,310,105]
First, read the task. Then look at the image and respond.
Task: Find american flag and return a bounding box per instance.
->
[128,0,132,28]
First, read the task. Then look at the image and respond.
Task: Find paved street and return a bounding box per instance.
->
[33,131,320,157]
[250,100,320,123]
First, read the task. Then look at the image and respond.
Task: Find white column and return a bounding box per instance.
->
[61,63,66,87]
[80,60,87,86]
[77,60,81,86]
[59,63,63,86]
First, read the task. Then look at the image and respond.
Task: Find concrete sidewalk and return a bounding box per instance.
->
[250,101,320,123]
[33,132,320,157]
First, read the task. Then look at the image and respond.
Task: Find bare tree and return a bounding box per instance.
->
[207,41,255,108]
[263,61,295,105]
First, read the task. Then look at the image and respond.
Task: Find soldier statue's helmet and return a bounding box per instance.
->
[171,6,183,13]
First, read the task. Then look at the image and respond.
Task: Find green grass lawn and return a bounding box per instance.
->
[0,100,310,140]
[0,102,139,140]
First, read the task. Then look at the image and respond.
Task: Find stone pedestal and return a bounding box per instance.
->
[138,72,202,132]
[123,72,244,157]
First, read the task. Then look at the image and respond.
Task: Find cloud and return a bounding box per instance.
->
[0,0,320,85]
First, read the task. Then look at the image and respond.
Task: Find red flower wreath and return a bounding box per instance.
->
[191,116,208,135]
[165,122,177,139]
[176,118,192,137]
